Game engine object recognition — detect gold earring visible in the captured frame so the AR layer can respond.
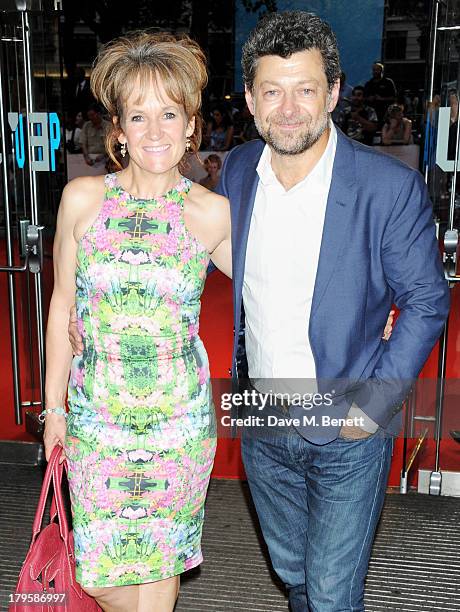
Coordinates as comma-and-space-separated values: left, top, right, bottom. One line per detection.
185, 138, 191, 153
120, 142, 127, 157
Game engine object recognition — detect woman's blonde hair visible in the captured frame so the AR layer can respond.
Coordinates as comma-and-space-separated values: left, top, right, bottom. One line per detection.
90, 31, 208, 169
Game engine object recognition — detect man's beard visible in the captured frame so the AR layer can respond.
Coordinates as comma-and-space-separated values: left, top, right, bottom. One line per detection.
254, 107, 329, 156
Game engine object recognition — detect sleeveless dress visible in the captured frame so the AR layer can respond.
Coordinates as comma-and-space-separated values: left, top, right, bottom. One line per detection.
65, 173, 217, 588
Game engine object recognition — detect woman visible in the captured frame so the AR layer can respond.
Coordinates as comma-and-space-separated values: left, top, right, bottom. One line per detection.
199, 153, 222, 192
381, 103, 413, 145
205, 106, 234, 151
65, 110, 85, 153
43, 32, 230, 612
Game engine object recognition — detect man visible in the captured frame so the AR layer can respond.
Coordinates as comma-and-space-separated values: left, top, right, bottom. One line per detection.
68, 11, 449, 611
216, 11, 448, 612
363, 62, 397, 124
331, 70, 353, 125
73, 66, 95, 115
341, 85, 378, 145
80, 103, 110, 168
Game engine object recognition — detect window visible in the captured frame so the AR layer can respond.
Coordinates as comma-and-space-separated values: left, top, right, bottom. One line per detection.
386, 30, 408, 60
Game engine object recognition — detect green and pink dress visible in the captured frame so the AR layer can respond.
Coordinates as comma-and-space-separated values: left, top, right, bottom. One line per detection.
65, 173, 216, 587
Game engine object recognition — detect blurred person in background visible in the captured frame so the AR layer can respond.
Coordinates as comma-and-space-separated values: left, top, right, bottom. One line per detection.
74, 67, 95, 115
448, 89, 459, 159
65, 66, 95, 116
341, 85, 378, 145
205, 105, 234, 150
65, 110, 85, 153
199, 153, 222, 191
80, 103, 111, 167
381, 103, 413, 145
234, 103, 260, 144
331, 70, 353, 125
364, 62, 396, 125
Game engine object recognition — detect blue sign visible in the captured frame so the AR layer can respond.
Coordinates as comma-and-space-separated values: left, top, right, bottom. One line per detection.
234, 0, 385, 92
6, 112, 61, 172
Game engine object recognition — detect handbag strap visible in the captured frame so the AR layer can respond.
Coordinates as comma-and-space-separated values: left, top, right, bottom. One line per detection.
49, 456, 68, 523
31, 445, 61, 542
49, 495, 57, 523
51, 455, 70, 542
49, 447, 70, 522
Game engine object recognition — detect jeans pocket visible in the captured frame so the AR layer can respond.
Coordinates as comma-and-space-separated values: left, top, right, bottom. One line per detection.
338, 428, 379, 442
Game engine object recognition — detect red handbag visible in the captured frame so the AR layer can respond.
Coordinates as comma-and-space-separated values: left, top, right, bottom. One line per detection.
10, 446, 101, 611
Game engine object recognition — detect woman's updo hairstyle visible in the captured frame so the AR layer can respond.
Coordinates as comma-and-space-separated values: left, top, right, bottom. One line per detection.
90, 31, 208, 169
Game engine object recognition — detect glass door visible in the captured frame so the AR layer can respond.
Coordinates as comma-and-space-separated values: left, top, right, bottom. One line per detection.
403, 0, 460, 496
0, 0, 66, 439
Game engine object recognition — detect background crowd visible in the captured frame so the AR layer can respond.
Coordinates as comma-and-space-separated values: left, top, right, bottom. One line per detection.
64, 58, 426, 182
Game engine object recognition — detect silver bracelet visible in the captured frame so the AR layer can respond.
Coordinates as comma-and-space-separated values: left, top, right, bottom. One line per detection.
38, 407, 68, 423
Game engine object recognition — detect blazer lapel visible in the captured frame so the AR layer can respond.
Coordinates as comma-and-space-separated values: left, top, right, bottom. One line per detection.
232, 153, 260, 302
310, 131, 358, 316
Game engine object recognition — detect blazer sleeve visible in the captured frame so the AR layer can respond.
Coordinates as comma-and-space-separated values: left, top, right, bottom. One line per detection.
352, 170, 450, 427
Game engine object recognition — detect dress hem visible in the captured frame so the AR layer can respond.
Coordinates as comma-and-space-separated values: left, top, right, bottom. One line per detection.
76, 553, 204, 589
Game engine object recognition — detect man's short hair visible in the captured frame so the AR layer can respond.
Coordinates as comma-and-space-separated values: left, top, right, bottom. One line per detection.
352, 85, 365, 95
242, 11, 341, 93
87, 102, 103, 115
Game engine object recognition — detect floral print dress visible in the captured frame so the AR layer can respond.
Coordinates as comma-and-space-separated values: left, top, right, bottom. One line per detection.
65, 173, 216, 587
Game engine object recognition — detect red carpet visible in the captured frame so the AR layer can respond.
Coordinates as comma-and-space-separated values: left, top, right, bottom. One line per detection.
1, 256, 459, 485
198, 271, 246, 479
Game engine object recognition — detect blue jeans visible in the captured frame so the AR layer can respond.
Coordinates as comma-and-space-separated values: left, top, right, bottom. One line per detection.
241, 408, 393, 612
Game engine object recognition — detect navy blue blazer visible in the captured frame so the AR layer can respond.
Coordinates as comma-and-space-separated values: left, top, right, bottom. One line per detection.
217, 130, 450, 442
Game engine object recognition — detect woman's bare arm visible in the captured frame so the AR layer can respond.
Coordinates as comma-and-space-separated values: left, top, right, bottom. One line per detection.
402, 119, 413, 144
381, 123, 393, 145
210, 234, 232, 278
44, 177, 104, 459
43, 184, 80, 459
45, 184, 80, 410
186, 184, 232, 278
202, 192, 231, 277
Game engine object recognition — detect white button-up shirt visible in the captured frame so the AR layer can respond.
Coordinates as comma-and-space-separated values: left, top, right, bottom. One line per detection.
243, 124, 337, 387
242, 123, 378, 432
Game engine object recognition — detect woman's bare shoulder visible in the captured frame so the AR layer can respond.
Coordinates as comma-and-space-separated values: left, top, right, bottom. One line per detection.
60, 175, 106, 213
186, 182, 230, 248
188, 181, 228, 210
62, 175, 106, 203
58, 175, 107, 228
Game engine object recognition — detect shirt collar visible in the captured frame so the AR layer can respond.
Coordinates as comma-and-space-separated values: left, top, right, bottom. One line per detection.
256, 121, 337, 193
